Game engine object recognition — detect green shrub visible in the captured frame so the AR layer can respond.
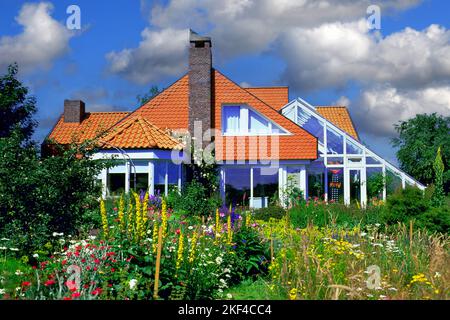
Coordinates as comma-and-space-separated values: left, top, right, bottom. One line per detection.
415, 206, 450, 234
383, 186, 430, 225
170, 181, 221, 217
252, 206, 286, 221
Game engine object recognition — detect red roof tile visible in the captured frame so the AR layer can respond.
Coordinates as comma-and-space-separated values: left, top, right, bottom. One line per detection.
245, 87, 289, 110
48, 112, 130, 145
316, 106, 359, 140
98, 116, 183, 150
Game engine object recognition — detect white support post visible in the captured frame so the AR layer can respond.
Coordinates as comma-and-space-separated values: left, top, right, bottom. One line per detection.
250, 167, 254, 208
401, 173, 406, 189
382, 164, 386, 201
164, 161, 169, 196
125, 161, 130, 193
148, 161, 155, 196
101, 168, 108, 198
344, 168, 350, 205
220, 167, 226, 204
324, 167, 328, 202
361, 168, 367, 208
299, 165, 307, 200
278, 166, 286, 207
177, 164, 182, 194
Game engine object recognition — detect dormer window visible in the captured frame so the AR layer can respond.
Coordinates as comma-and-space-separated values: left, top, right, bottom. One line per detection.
222, 105, 287, 135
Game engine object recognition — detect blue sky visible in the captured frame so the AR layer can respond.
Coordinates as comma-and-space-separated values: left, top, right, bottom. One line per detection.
0, 0, 449, 164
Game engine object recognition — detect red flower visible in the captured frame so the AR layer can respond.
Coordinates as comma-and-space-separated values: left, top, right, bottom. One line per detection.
86, 266, 91, 271
74, 251, 80, 257
176, 229, 181, 235
113, 207, 118, 211
81, 258, 86, 263
91, 288, 102, 296
44, 280, 56, 286
21, 281, 31, 287
106, 252, 116, 257
108, 283, 113, 288
94, 259, 100, 264
71, 292, 81, 298
63, 297, 72, 301
62, 260, 67, 266
93, 267, 98, 271
111, 268, 115, 273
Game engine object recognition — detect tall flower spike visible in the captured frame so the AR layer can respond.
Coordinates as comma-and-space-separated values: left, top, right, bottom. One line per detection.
118, 194, 125, 231
100, 199, 108, 238
161, 198, 167, 239
176, 230, 184, 270
134, 191, 142, 242
141, 191, 149, 238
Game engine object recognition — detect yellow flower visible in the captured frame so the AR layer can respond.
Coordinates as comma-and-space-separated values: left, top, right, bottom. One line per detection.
189, 231, 198, 263
289, 288, 298, 300
141, 192, 149, 238
176, 230, 184, 270
127, 201, 134, 238
215, 208, 221, 243
100, 198, 108, 238
161, 198, 168, 239
227, 214, 233, 245
134, 192, 142, 241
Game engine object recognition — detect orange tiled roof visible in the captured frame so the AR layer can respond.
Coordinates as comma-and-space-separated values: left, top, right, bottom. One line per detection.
245, 87, 289, 110
48, 112, 130, 145
98, 115, 183, 150
316, 106, 359, 140
214, 71, 317, 161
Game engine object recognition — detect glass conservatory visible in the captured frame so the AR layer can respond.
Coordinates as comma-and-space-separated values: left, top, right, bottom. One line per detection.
282, 98, 425, 207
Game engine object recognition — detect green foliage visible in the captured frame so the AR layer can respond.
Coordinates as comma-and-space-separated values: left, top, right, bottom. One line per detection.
367, 172, 389, 198
136, 85, 160, 105
0, 63, 36, 142
252, 206, 286, 221
392, 113, 450, 192
170, 181, 221, 217
432, 147, 445, 207
383, 187, 429, 225
415, 206, 450, 234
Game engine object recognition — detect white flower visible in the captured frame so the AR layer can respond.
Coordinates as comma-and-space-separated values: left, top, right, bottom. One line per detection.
188, 226, 194, 230
360, 232, 367, 237
215, 256, 223, 265
0, 247, 7, 250
0, 289, 5, 295
0, 238, 10, 241
15, 287, 21, 292
15, 270, 23, 276
88, 235, 96, 240
129, 279, 138, 290
226, 293, 232, 299
9, 248, 19, 251
52, 232, 64, 237
379, 295, 387, 299
375, 223, 381, 227
388, 287, 398, 291
434, 272, 441, 278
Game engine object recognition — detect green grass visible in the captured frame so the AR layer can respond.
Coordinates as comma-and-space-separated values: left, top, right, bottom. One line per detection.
0, 257, 30, 298
224, 278, 286, 300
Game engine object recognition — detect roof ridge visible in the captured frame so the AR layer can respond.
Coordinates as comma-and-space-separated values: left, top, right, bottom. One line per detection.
245, 86, 288, 89
139, 117, 183, 149
136, 117, 157, 147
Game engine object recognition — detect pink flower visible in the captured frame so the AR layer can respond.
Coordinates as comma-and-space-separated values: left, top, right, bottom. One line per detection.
44, 280, 55, 286
71, 292, 81, 298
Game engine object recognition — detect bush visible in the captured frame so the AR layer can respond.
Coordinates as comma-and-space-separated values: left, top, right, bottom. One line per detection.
383, 186, 430, 225
415, 206, 450, 234
170, 181, 221, 217
252, 206, 286, 221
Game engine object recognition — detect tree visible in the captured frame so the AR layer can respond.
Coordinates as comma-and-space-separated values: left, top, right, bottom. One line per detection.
0, 63, 36, 142
391, 113, 450, 193
432, 147, 445, 207
136, 85, 160, 105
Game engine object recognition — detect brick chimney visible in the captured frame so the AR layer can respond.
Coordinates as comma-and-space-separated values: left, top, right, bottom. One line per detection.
188, 30, 212, 146
64, 100, 85, 123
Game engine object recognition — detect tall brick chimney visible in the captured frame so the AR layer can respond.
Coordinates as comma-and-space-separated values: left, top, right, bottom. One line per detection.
188, 30, 212, 146
64, 100, 85, 123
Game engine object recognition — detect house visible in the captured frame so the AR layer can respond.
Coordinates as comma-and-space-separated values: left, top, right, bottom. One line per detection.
45, 30, 425, 208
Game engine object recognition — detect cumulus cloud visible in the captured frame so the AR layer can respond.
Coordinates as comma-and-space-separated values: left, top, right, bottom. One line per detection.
109, 0, 420, 82
0, 2, 72, 72
279, 22, 450, 92
106, 28, 189, 84
353, 85, 450, 136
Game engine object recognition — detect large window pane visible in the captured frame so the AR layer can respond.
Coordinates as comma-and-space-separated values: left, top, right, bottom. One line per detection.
367, 167, 383, 201
225, 168, 250, 207
108, 173, 125, 196
253, 167, 278, 208
327, 168, 344, 203
223, 106, 240, 134
327, 127, 343, 154
154, 161, 166, 195
131, 173, 148, 193
308, 171, 325, 200
386, 169, 402, 195
297, 108, 324, 143
249, 110, 270, 134
349, 169, 361, 206
346, 140, 363, 154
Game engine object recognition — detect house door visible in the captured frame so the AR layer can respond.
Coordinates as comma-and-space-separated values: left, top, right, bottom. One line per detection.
344, 168, 362, 207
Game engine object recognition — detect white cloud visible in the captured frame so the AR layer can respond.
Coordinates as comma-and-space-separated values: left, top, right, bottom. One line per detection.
0, 2, 72, 73
106, 28, 189, 84
279, 22, 450, 92
109, 0, 420, 82
334, 96, 351, 107
353, 85, 450, 136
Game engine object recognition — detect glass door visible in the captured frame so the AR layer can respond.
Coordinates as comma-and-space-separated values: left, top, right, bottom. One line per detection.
348, 169, 361, 207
